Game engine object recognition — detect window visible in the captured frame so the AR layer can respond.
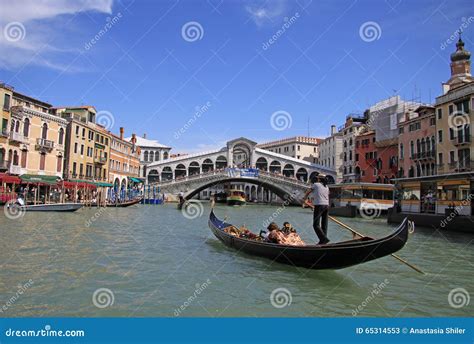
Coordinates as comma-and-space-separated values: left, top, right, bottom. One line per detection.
80, 144, 84, 155
437, 108, 442, 119
23, 118, 30, 137
449, 105, 454, 115
75, 125, 80, 135
400, 143, 404, 159
72, 162, 77, 176
82, 128, 86, 138
21, 150, 27, 168
74, 143, 78, 154
57, 156, 62, 172
450, 151, 455, 163
438, 153, 443, 165
438, 130, 443, 143
297, 145, 300, 151
430, 117, 435, 126
58, 128, 64, 145
41, 123, 48, 139
39, 153, 46, 170
3, 94, 11, 110
449, 128, 454, 140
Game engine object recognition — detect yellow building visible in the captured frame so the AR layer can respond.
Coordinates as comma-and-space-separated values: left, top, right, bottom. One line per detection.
0, 85, 66, 177
0, 83, 14, 172
435, 36, 473, 174
53, 106, 111, 182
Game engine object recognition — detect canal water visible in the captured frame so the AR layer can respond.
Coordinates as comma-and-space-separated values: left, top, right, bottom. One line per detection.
0, 204, 472, 317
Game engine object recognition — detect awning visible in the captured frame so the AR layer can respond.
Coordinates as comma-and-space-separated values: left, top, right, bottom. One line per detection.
0, 173, 21, 184
67, 179, 97, 189
95, 182, 113, 187
128, 177, 143, 183
20, 174, 60, 185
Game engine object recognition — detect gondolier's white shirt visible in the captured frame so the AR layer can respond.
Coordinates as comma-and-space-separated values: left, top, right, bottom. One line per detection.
311, 183, 329, 206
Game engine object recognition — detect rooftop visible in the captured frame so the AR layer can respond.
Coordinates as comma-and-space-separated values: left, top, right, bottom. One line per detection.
125, 135, 171, 149
258, 136, 324, 147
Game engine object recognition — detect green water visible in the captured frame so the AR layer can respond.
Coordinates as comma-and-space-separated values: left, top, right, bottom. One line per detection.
0, 204, 472, 317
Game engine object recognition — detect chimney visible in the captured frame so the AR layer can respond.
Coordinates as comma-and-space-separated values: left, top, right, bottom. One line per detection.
131, 133, 136, 144
330, 125, 336, 135
143, 133, 147, 139
120, 127, 124, 140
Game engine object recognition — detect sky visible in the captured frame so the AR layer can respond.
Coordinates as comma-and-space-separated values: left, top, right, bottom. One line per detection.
0, 0, 473, 153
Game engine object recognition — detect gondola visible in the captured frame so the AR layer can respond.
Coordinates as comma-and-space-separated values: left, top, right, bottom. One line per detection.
8, 202, 83, 212
208, 209, 409, 270
104, 197, 142, 208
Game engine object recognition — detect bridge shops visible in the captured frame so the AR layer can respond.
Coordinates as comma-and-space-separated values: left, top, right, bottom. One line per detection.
388, 172, 474, 233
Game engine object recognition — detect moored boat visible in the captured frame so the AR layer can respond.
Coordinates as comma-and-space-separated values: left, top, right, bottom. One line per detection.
8, 202, 83, 212
208, 209, 409, 270
226, 189, 246, 206
104, 197, 142, 207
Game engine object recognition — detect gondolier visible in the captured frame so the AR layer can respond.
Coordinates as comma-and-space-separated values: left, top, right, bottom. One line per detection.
303, 175, 330, 245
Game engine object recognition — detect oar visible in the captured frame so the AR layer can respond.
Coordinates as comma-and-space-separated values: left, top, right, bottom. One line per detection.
304, 202, 425, 274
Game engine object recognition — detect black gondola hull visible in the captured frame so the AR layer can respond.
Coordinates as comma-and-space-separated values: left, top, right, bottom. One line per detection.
208, 210, 409, 270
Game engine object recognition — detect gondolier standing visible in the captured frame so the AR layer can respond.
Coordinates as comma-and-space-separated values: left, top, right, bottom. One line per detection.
303, 175, 330, 245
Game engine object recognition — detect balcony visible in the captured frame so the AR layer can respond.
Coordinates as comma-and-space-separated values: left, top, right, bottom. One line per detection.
448, 160, 474, 172
0, 128, 8, 138
451, 135, 471, 146
94, 156, 107, 165
0, 160, 9, 171
412, 151, 436, 160
35, 138, 54, 152
9, 131, 29, 144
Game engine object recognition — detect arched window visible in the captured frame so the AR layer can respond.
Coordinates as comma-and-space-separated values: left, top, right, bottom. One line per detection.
163, 151, 169, 159
41, 123, 48, 140
144, 151, 149, 162
58, 128, 64, 145
13, 151, 19, 165
23, 118, 30, 137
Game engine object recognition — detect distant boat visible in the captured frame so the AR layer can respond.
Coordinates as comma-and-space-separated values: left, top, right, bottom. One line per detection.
226, 189, 246, 206
104, 197, 142, 208
11, 203, 83, 212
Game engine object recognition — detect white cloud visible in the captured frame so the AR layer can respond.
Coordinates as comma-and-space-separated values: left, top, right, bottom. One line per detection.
245, 0, 288, 26
0, 0, 113, 71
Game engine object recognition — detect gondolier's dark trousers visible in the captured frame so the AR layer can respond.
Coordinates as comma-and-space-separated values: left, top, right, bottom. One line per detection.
313, 205, 329, 243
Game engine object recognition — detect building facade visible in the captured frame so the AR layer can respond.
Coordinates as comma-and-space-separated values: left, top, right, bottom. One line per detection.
397, 105, 436, 178
127, 134, 171, 181
257, 136, 322, 163
340, 115, 367, 182
435, 37, 473, 174
318, 125, 343, 182
1, 87, 67, 178
354, 130, 377, 183
54, 106, 111, 182
109, 128, 141, 194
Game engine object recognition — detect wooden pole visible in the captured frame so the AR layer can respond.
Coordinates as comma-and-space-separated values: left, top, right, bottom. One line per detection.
305, 201, 425, 274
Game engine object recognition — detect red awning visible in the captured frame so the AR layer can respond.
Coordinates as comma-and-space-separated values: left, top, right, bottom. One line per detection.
61, 181, 96, 189
0, 173, 21, 184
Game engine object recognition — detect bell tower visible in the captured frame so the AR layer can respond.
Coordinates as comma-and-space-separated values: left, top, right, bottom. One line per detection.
443, 31, 473, 93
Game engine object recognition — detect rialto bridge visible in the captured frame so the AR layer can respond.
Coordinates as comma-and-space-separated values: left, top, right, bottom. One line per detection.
145, 138, 336, 204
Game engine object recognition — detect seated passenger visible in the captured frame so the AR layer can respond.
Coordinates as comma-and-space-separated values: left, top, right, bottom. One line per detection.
267, 222, 305, 246
282, 222, 296, 234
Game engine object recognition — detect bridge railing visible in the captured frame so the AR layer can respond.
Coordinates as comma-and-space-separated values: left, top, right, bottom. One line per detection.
150, 167, 312, 188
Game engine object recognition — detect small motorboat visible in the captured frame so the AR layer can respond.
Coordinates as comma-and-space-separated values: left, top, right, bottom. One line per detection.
208, 209, 409, 270
9, 202, 83, 212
